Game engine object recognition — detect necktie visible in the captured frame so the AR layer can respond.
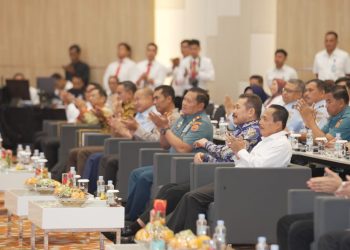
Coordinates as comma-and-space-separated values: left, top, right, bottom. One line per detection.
145, 61, 152, 76
191, 60, 197, 79
115, 59, 123, 77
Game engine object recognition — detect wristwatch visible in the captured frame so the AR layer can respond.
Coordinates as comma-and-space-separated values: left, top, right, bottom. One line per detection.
160, 127, 170, 135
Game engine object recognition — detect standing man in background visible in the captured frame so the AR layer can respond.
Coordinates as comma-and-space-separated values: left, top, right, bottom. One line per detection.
177, 39, 215, 93
313, 31, 350, 81
63, 44, 90, 86
134, 43, 167, 89
103, 42, 136, 94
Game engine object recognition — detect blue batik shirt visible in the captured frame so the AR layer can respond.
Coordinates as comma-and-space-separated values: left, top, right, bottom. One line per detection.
203, 120, 261, 162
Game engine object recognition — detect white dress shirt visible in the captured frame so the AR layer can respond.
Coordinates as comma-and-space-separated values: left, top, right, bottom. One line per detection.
176, 56, 215, 92
133, 59, 167, 89
266, 65, 298, 87
313, 48, 350, 81
236, 130, 292, 168
135, 106, 158, 133
103, 57, 136, 94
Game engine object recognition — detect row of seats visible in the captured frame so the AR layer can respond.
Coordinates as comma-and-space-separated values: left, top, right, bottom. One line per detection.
44, 120, 344, 247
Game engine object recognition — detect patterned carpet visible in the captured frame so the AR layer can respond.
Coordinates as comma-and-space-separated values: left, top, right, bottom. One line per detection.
0, 193, 115, 250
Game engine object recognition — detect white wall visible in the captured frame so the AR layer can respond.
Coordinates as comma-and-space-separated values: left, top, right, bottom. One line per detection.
155, 0, 277, 103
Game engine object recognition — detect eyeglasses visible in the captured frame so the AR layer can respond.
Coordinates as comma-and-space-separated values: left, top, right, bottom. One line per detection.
282, 88, 300, 93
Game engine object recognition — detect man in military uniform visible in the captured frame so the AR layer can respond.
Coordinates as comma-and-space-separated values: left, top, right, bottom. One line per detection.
282, 79, 306, 132
120, 93, 263, 238
124, 87, 213, 223
298, 85, 350, 141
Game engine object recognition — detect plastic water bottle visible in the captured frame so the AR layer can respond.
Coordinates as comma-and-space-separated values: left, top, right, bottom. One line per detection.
270, 244, 279, 250
69, 166, 76, 187
39, 152, 45, 159
17, 144, 24, 163
306, 129, 313, 152
33, 149, 39, 157
25, 145, 31, 155
219, 117, 227, 136
196, 213, 207, 236
255, 236, 268, 250
214, 220, 226, 250
97, 176, 105, 198
107, 180, 114, 191
334, 132, 341, 154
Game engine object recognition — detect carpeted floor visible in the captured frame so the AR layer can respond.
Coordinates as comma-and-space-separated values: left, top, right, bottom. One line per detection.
0, 192, 114, 249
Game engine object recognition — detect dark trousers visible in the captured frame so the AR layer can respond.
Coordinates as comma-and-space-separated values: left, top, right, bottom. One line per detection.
139, 182, 190, 224
98, 155, 119, 184
82, 152, 103, 193
167, 183, 214, 233
41, 136, 60, 170
126, 166, 153, 221
318, 231, 350, 250
277, 213, 314, 250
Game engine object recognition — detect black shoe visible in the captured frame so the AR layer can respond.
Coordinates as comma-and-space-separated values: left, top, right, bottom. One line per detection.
102, 231, 115, 243
121, 225, 137, 237
121, 236, 135, 244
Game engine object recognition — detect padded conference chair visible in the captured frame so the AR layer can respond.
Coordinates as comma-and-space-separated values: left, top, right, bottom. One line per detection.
191, 164, 311, 244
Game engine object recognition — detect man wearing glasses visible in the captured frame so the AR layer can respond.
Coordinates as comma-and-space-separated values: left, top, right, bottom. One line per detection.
282, 79, 306, 132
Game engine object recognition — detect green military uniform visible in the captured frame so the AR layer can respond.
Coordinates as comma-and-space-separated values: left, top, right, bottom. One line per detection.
170, 111, 213, 153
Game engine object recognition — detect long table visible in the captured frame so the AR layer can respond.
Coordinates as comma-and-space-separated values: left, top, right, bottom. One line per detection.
0, 106, 66, 149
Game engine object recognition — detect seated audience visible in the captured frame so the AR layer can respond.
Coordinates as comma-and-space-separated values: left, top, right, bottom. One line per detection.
195, 93, 262, 163
297, 85, 350, 141
249, 75, 264, 88
296, 79, 329, 130
166, 105, 292, 233
335, 77, 350, 104
264, 79, 286, 108
124, 88, 213, 223
63, 44, 90, 86
87, 86, 180, 193
282, 79, 305, 132
67, 76, 85, 99
118, 94, 263, 239
66, 81, 137, 176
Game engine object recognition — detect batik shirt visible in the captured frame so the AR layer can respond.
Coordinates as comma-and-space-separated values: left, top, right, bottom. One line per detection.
203, 120, 261, 162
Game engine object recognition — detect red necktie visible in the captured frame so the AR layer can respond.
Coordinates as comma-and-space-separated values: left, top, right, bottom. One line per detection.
145, 61, 152, 76
191, 60, 197, 79
115, 60, 123, 77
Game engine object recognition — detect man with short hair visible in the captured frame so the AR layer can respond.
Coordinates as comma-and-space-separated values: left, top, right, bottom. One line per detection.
125, 88, 213, 221
266, 49, 298, 86
134, 43, 167, 89
119, 94, 262, 238
63, 44, 90, 86
103, 43, 136, 94
297, 79, 329, 129
194, 93, 262, 163
313, 31, 350, 81
172, 39, 191, 108
177, 39, 215, 91
166, 105, 292, 233
249, 75, 264, 87
282, 79, 305, 132
297, 85, 350, 141
335, 77, 350, 104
